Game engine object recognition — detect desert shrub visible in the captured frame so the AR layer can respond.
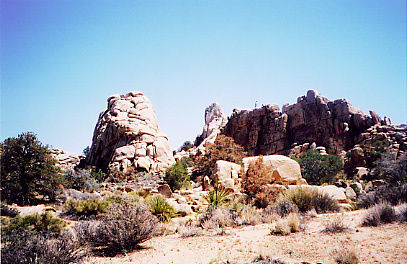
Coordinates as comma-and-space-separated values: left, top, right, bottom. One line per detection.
250, 257, 288, 264
285, 187, 339, 213
287, 213, 300, 232
147, 194, 176, 222
2, 212, 66, 236
1, 229, 86, 264
357, 183, 407, 208
178, 141, 194, 152
199, 204, 260, 229
203, 186, 231, 210
1, 203, 19, 217
362, 203, 397, 226
398, 204, 407, 222
330, 245, 359, 264
64, 168, 99, 191
241, 156, 283, 208
264, 199, 299, 218
136, 188, 152, 198
372, 153, 407, 185
312, 190, 340, 213
322, 216, 349, 233
362, 139, 390, 169
299, 150, 342, 185
75, 200, 157, 256
1, 132, 65, 205
270, 218, 290, 235
177, 220, 202, 237
193, 135, 246, 178
164, 160, 190, 191
285, 187, 314, 212
62, 198, 109, 220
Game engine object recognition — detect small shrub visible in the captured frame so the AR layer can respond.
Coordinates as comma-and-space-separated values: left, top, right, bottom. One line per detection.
178, 141, 194, 152
2, 212, 66, 236
147, 195, 176, 222
322, 216, 349, 233
312, 190, 340, 213
287, 213, 300, 233
264, 199, 299, 218
203, 186, 231, 210
75, 200, 158, 256
1, 229, 86, 264
177, 221, 202, 238
164, 161, 190, 191
398, 204, 407, 222
62, 198, 109, 220
1, 203, 19, 217
251, 256, 288, 264
285, 187, 314, 212
270, 218, 291, 236
285, 187, 340, 213
64, 169, 100, 191
362, 203, 397, 226
135, 188, 151, 198
330, 245, 359, 264
357, 183, 407, 208
241, 156, 283, 208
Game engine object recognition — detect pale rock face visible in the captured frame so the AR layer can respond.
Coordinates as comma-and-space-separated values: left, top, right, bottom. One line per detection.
86, 91, 175, 174
242, 155, 303, 185
317, 185, 348, 203
196, 102, 228, 148
212, 160, 242, 191
50, 149, 80, 171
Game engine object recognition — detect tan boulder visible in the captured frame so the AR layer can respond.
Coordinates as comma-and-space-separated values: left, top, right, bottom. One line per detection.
242, 155, 302, 185
317, 185, 347, 203
212, 160, 241, 183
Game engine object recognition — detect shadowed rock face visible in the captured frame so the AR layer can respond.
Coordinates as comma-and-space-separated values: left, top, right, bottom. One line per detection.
86, 91, 175, 174
223, 90, 384, 156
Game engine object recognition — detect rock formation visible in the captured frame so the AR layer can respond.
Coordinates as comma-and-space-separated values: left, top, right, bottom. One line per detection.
86, 91, 175, 174
195, 102, 228, 148
223, 90, 399, 156
50, 149, 80, 171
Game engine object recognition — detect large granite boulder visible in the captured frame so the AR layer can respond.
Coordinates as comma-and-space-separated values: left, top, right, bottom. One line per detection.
223, 90, 385, 156
195, 102, 228, 148
86, 91, 175, 174
242, 155, 303, 185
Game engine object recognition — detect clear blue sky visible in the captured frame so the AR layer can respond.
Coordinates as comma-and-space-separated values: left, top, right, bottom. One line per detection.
1, 0, 406, 154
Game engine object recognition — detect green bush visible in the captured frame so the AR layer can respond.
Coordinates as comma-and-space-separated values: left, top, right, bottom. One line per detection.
1, 132, 65, 205
75, 200, 157, 255
178, 141, 194, 152
147, 195, 176, 222
299, 150, 342, 185
285, 187, 340, 213
63, 199, 109, 220
2, 212, 66, 236
203, 186, 231, 211
164, 160, 190, 191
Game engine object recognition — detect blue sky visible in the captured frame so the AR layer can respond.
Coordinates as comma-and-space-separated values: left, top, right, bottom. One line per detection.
1, 0, 406, 154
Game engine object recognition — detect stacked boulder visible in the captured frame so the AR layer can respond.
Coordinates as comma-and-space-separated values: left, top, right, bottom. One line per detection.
86, 91, 175, 174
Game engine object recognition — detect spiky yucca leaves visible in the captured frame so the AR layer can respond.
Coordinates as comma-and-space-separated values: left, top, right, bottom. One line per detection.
147, 194, 176, 222
203, 185, 231, 211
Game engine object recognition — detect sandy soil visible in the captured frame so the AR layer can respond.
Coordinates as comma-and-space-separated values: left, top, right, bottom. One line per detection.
89, 209, 407, 264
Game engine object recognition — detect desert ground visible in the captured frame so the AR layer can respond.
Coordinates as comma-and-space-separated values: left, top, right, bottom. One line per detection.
89, 207, 407, 264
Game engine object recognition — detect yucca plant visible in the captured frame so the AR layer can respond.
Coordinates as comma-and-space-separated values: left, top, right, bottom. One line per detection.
147, 194, 176, 222
203, 185, 231, 211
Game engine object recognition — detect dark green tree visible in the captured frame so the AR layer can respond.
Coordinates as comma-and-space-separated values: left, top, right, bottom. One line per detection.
1, 132, 64, 205
299, 150, 342, 185
164, 160, 190, 191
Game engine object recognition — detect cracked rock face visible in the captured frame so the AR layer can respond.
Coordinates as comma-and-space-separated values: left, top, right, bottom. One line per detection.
86, 91, 175, 174
223, 90, 386, 156
195, 102, 228, 148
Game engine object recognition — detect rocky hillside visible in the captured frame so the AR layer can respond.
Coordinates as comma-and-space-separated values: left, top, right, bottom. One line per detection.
223, 90, 405, 158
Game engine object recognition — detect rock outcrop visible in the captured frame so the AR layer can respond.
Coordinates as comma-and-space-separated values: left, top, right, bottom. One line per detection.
195, 102, 228, 148
50, 149, 80, 171
223, 90, 395, 156
86, 91, 175, 174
